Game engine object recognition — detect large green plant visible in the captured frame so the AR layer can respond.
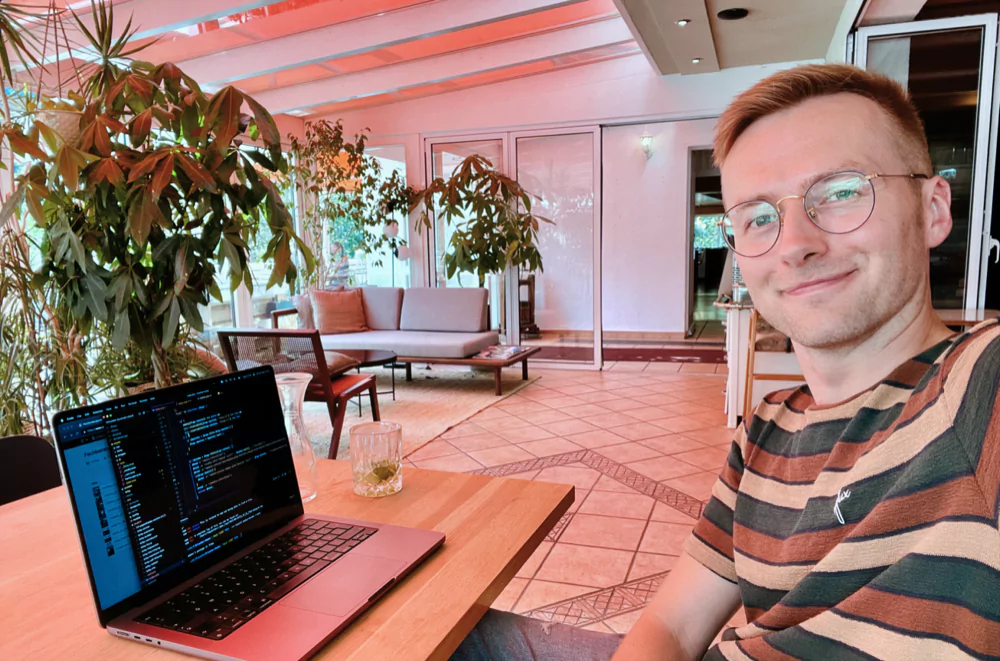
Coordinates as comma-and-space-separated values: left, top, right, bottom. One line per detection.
288, 119, 412, 289
6, 1, 310, 391
412, 154, 550, 287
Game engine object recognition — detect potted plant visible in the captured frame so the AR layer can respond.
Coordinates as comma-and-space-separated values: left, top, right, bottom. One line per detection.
410, 154, 550, 335
411, 154, 549, 287
6, 0, 311, 397
288, 119, 413, 291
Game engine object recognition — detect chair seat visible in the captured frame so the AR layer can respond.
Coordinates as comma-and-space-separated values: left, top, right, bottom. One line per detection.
330, 373, 375, 398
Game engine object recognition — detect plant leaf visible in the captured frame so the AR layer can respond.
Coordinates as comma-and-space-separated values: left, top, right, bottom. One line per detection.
53, 145, 80, 190
89, 158, 124, 186
243, 93, 280, 146
6, 131, 48, 161
84, 272, 109, 322
150, 153, 174, 200
175, 154, 218, 193
162, 297, 180, 348
111, 308, 131, 350
129, 108, 153, 146
128, 189, 162, 246
25, 188, 45, 225
127, 151, 168, 184
0, 184, 25, 231
210, 86, 244, 147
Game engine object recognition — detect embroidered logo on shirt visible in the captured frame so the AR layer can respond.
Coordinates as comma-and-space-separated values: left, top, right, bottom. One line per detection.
834, 488, 852, 525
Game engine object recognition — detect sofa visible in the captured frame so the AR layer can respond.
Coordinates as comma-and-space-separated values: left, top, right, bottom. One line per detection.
274, 287, 500, 360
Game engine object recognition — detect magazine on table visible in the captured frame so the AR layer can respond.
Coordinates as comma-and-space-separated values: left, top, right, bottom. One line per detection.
475, 345, 523, 360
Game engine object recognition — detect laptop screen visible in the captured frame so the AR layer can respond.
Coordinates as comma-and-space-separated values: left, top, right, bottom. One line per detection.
54, 367, 303, 622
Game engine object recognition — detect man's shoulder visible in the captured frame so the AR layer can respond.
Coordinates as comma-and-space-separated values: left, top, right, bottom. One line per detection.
936, 317, 1000, 388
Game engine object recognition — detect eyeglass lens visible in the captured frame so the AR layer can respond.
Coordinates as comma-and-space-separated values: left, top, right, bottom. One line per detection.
721, 171, 875, 257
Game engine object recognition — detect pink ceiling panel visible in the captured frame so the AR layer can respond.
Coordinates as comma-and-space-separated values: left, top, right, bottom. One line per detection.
235, 0, 429, 40
135, 0, 428, 65
135, 30, 256, 64
302, 42, 638, 118
236, 63, 335, 94
324, 0, 617, 74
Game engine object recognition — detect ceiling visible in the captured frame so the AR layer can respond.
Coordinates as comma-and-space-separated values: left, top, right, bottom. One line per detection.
17, 0, 865, 121
613, 0, 853, 75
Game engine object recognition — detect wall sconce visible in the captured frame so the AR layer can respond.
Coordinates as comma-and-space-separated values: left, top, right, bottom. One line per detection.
640, 134, 653, 160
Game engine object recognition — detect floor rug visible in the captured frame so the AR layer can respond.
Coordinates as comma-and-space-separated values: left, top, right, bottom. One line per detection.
301, 364, 538, 460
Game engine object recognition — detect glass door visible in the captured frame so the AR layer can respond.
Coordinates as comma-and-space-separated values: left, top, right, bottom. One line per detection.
510, 129, 602, 367
425, 137, 506, 334
856, 14, 998, 309
423, 129, 602, 367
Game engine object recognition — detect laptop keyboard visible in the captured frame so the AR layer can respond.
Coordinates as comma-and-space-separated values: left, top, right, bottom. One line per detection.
135, 519, 378, 640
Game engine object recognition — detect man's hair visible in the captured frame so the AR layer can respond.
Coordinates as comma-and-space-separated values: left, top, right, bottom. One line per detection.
714, 64, 931, 173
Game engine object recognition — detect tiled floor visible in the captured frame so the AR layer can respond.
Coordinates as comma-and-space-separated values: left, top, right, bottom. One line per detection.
405, 365, 740, 635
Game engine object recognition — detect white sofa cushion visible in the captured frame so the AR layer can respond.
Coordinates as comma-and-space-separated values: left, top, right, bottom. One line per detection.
399, 287, 489, 333
320, 330, 498, 359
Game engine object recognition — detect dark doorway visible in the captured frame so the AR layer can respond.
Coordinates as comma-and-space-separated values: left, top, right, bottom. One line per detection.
689, 149, 727, 342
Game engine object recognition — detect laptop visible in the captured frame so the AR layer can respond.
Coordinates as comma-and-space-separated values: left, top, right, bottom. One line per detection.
52, 365, 445, 661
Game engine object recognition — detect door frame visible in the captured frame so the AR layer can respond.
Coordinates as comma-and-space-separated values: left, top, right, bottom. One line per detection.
855, 13, 1000, 310
422, 127, 604, 369
508, 126, 603, 369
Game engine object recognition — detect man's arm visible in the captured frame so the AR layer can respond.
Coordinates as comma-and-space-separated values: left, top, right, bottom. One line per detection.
612, 552, 741, 661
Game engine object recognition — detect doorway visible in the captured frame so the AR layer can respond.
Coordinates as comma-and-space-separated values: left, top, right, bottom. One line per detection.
688, 149, 727, 344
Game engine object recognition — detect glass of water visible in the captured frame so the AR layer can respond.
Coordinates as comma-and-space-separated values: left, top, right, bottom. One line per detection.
350, 422, 403, 497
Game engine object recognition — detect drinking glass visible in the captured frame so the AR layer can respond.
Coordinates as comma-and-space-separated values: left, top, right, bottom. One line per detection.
350, 422, 403, 497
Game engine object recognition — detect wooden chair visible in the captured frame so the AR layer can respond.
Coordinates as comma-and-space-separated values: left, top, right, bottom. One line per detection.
0, 435, 62, 505
743, 309, 806, 421
216, 329, 380, 459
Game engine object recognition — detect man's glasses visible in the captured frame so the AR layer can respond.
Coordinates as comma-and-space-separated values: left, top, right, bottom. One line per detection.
719, 171, 929, 257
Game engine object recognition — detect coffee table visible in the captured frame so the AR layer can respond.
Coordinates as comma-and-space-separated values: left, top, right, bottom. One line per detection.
336, 349, 398, 404
0, 460, 573, 660
398, 346, 542, 396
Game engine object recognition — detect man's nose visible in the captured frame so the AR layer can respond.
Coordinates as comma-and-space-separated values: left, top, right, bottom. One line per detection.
774, 197, 828, 266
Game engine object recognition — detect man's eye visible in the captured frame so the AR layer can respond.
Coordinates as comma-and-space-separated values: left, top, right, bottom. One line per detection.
823, 187, 862, 203
747, 214, 776, 230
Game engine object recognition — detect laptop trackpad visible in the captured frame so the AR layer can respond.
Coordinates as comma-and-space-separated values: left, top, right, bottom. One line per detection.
281, 554, 406, 617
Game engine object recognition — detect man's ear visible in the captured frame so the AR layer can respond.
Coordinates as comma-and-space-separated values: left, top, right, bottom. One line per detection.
924, 175, 952, 249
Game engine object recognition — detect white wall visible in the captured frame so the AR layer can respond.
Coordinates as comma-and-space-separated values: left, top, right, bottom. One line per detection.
328, 55, 821, 138
313, 54, 820, 331
602, 119, 717, 334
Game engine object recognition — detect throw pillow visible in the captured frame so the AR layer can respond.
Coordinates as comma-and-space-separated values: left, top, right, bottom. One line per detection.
311, 288, 369, 334
293, 286, 344, 329
292, 293, 315, 329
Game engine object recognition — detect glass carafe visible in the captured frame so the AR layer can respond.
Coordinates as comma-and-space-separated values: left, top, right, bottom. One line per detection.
275, 372, 319, 503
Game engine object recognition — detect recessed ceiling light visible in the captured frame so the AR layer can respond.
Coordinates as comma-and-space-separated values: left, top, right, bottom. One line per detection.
717, 8, 750, 20
691, 58, 703, 64
676, 19, 691, 26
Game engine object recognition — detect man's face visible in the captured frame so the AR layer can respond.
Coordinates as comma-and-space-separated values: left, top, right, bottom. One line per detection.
721, 93, 947, 349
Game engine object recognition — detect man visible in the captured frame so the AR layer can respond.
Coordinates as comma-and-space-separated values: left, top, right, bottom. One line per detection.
453, 63, 999, 661
613, 63, 999, 660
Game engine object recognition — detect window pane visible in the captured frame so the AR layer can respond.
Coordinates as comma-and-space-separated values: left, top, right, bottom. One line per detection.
365, 144, 409, 288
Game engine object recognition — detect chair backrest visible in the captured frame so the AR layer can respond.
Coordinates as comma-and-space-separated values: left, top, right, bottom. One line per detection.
0, 435, 62, 506
217, 329, 334, 388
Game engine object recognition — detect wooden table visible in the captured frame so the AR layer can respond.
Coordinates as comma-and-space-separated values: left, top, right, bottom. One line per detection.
399, 346, 543, 396
0, 460, 573, 661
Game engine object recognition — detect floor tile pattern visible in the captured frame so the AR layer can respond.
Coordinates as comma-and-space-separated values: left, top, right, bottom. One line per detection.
522, 571, 670, 628
410, 366, 735, 635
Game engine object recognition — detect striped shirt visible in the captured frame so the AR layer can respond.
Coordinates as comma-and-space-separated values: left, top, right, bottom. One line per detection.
687, 320, 1000, 661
